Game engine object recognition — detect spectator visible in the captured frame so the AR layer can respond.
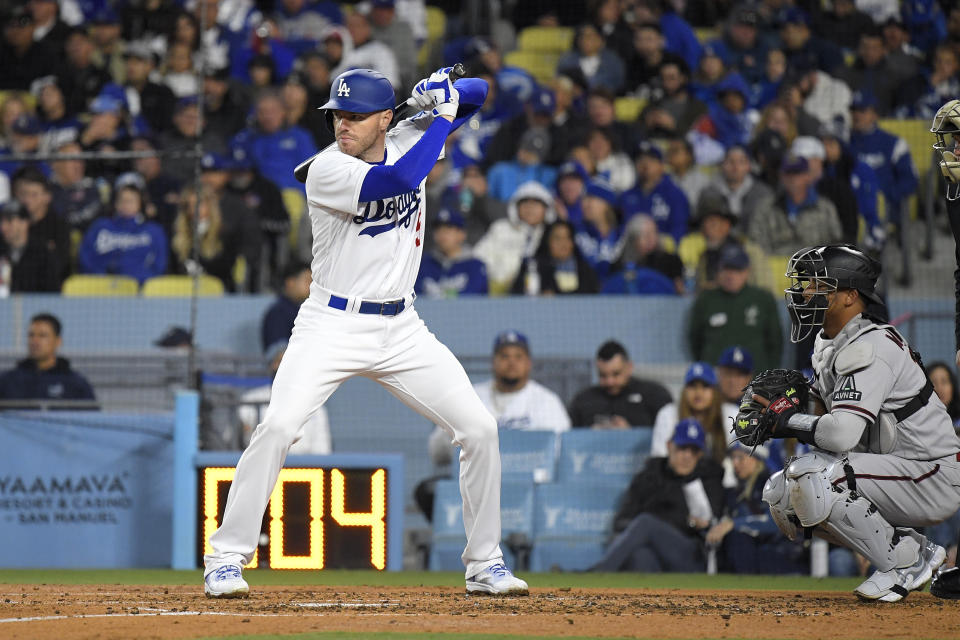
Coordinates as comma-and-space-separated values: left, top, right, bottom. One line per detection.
282, 78, 323, 147
435, 164, 504, 250
750, 48, 787, 110
294, 50, 334, 146
834, 26, 905, 117
49, 140, 105, 233
686, 244, 783, 374
261, 261, 311, 361
273, 0, 335, 55
573, 177, 625, 281
587, 127, 634, 193
159, 96, 228, 183
568, 340, 672, 429
692, 72, 757, 151
746, 155, 843, 256
928, 361, 960, 430
121, 41, 177, 133
778, 7, 843, 75
896, 44, 960, 121
616, 213, 685, 293
58, 27, 111, 115
678, 195, 769, 293
366, 0, 417, 91
557, 23, 626, 95
584, 88, 636, 155
462, 36, 538, 106
246, 54, 278, 90
332, 12, 400, 89
239, 91, 317, 192
553, 160, 588, 225
484, 87, 560, 170
12, 167, 70, 265
78, 95, 137, 184
651, 362, 738, 464
819, 129, 883, 251
814, 0, 874, 52
665, 136, 710, 208
706, 442, 807, 574
620, 141, 690, 243
202, 63, 251, 151
8, 113, 43, 159
33, 77, 81, 153
511, 220, 600, 296
447, 65, 520, 169
881, 15, 923, 85
120, 0, 179, 45
161, 41, 198, 97
544, 75, 588, 165
789, 60, 852, 136
592, 0, 634, 64
166, 9, 201, 53
626, 21, 686, 98
848, 91, 918, 230
633, 0, 703, 74
706, 6, 767, 84
169, 184, 243, 292
590, 418, 724, 572
89, 7, 125, 84
0, 200, 60, 293
714, 345, 753, 405
0, 7, 57, 91
697, 145, 775, 230
0, 313, 96, 407
902, 0, 948, 58
78, 173, 167, 284
130, 135, 182, 237
486, 127, 557, 202
415, 209, 488, 298
29, 0, 70, 57
689, 43, 728, 107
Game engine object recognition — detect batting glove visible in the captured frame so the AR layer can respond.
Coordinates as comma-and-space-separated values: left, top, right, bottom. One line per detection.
424, 67, 459, 118
407, 78, 434, 110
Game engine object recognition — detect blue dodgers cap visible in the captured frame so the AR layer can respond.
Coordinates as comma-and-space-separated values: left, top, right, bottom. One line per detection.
671, 417, 706, 450
717, 242, 751, 270
11, 114, 41, 135
684, 361, 718, 386
850, 90, 878, 111
782, 7, 811, 27
493, 330, 530, 354
717, 345, 754, 373
201, 151, 232, 171
558, 160, 588, 182
434, 208, 465, 228
584, 177, 618, 206
529, 87, 556, 115
90, 94, 124, 114
635, 140, 663, 161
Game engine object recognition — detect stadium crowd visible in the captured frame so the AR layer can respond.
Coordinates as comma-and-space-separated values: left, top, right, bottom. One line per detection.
2, 0, 960, 577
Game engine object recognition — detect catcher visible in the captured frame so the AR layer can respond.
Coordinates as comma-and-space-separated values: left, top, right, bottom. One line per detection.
734, 243, 960, 601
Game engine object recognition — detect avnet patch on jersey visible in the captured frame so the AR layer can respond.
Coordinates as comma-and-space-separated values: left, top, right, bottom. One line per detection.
354, 190, 421, 237
833, 375, 863, 402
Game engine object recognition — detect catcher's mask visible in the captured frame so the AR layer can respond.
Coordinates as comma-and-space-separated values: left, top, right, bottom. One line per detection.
931, 98, 960, 201
785, 243, 883, 343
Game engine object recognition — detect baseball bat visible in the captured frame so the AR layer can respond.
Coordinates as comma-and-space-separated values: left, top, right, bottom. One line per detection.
293, 63, 466, 184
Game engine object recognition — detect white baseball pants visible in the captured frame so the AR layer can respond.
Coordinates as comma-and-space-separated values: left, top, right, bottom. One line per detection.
205, 295, 504, 579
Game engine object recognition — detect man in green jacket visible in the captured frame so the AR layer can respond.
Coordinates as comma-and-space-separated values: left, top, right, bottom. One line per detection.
686, 243, 784, 372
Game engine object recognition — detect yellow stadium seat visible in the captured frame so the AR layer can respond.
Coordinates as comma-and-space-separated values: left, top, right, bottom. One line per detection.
232, 255, 247, 291
141, 274, 224, 297
694, 27, 718, 44
61, 274, 140, 297
282, 188, 307, 250
614, 96, 647, 123
504, 50, 560, 85
517, 26, 575, 54
425, 6, 446, 42
767, 254, 791, 297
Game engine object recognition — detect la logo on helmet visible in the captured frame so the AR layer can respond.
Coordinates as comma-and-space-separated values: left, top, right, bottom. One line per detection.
337, 79, 351, 97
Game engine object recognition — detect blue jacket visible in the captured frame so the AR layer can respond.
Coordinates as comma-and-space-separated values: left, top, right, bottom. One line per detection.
238, 125, 316, 191
261, 295, 301, 356
573, 220, 624, 281
487, 162, 557, 202
849, 125, 918, 220
619, 174, 690, 243
661, 12, 703, 72
601, 263, 675, 295
78, 215, 168, 284
415, 251, 488, 297
0, 357, 95, 403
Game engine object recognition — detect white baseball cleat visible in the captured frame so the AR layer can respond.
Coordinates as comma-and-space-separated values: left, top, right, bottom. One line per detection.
204, 564, 250, 598
854, 541, 946, 602
466, 563, 529, 596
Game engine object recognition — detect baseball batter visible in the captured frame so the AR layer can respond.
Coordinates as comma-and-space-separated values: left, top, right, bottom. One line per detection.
203, 68, 528, 597
735, 243, 960, 601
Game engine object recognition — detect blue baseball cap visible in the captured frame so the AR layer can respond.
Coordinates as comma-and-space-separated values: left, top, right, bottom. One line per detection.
684, 362, 717, 386
672, 418, 706, 450
850, 90, 878, 111
89, 95, 124, 114
782, 7, 811, 27
493, 330, 529, 354
529, 87, 556, 115
717, 346, 754, 373
585, 178, 618, 206
717, 242, 750, 270
435, 208, 465, 229
635, 140, 663, 161
558, 160, 588, 182
11, 114, 41, 135
201, 151, 232, 172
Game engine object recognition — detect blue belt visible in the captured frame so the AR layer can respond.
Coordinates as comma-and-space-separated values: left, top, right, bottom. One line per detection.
328, 294, 406, 316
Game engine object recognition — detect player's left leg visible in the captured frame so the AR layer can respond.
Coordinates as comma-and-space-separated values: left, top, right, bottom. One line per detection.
369, 309, 527, 595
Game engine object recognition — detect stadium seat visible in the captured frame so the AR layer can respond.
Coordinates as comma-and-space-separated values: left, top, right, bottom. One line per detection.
453, 429, 558, 483
517, 26, 574, 54
694, 27, 718, 44
555, 429, 652, 487
503, 50, 560, 85
529, 482, 620, 572
614, 96, 647, 123
282, 188, 307, 250
61, 274, 140, 297
425, 6, 446, 42
428, 479, 531, 571
141, 274, 224, 297
767, 254, 791, 297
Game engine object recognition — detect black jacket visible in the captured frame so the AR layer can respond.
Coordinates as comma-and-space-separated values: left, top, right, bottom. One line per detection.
568, 377, 672, 428
0, 235, 61, 293
613, 456, 725, 536
0, 357, 96, 405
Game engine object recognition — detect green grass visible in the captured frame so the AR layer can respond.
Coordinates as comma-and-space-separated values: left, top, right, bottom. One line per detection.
0, 568, 862, 591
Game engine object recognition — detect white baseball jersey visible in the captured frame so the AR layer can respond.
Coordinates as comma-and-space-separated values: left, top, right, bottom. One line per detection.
304, 116, 441, 300
473, 379, 572, 432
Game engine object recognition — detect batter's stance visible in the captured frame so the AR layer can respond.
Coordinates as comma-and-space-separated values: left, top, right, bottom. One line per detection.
734, 243, 960, 601
204, 67, 528, 597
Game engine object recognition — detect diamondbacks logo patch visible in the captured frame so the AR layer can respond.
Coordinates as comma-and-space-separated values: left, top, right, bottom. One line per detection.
833, 376, 862, 402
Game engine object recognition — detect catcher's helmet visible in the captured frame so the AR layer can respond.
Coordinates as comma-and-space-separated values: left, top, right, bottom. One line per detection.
784, 243, 883, 343
931, 99, 960, 200
319, 68, 395, 129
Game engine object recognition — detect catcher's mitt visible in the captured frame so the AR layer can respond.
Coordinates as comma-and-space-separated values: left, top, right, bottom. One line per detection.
733, 368, 809, 447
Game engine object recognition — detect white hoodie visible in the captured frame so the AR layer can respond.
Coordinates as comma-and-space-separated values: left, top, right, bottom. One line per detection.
473, 181, 556, 289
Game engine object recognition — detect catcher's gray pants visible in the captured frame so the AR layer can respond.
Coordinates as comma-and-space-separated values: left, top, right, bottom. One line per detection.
594, 513, 704, 572
831, 452, 960, 528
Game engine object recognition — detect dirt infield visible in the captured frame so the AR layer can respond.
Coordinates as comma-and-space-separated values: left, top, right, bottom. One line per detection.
0, 584, 957, 640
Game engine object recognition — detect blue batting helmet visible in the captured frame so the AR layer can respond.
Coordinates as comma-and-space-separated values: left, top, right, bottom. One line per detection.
319, 68, 395, 127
